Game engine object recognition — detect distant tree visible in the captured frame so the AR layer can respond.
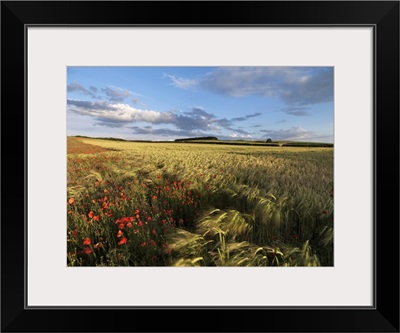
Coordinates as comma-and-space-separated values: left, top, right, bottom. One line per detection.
266, 138, 272, 143
175, 136, 218, 142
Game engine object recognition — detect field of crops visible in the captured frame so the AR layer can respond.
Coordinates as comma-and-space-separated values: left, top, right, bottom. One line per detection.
67, 136, 334, 267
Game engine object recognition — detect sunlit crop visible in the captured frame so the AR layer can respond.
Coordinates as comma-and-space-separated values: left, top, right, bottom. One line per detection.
67, 137, 333, 266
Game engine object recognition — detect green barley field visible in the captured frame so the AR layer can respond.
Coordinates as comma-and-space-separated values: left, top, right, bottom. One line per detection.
67, 136, 334, 267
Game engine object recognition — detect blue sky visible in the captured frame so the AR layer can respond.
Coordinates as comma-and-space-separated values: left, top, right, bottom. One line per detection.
67, 66, 334, 142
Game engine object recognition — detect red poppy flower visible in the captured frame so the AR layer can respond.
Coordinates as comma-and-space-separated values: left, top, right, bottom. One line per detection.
118, 237, 127, 245
117, 230, 123, 238
88, 211, 94, 218
147, 216, 152, 221
93, 216, 99, 221
126, 222, 132, 228
84, 247, 92, 254
138, 221, 143, 227
118, 223, 125, 229
83, 237, 91, 245
68, 197, 75, 205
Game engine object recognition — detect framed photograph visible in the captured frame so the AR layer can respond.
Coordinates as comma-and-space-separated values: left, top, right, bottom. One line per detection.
2, 1, 399, 332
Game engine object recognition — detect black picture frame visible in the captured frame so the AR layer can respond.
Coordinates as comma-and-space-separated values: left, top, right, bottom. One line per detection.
1, 1, 399, 332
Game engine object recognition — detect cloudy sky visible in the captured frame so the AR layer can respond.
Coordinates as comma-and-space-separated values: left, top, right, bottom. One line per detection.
67, 66, 334, 142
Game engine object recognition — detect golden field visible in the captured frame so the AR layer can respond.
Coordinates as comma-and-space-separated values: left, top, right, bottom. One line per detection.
67, 137, 333, 266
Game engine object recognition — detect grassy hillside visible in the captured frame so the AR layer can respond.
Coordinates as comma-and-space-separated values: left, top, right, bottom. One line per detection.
72, 135, 334, 147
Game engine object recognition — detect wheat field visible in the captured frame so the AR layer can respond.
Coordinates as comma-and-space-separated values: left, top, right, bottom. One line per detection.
67, 137, 333, 266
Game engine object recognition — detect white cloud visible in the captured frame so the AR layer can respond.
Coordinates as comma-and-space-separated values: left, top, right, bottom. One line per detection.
67, 81, 96, 97
164, 74, 197, 89
230, 133, 253, 139
101, 86, 133, 102
68, 100, 175, 126
260, 126, 317, 141
166, 67, 333, 106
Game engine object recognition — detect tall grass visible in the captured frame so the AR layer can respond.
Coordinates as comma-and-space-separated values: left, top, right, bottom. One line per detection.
67, 137, 333, 266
